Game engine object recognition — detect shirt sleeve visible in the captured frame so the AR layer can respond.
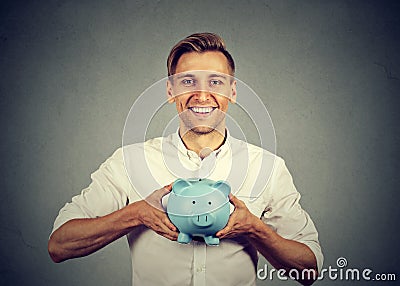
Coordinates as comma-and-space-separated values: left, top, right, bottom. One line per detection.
261, 157, 324, 273
51, 148, 137, 234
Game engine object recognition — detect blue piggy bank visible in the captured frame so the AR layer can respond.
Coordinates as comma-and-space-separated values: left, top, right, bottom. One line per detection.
167, 178, 231, 245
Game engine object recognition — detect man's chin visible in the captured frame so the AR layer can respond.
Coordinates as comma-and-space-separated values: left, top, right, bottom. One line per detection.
180, 123, 226, 135
189, 126, 215, 135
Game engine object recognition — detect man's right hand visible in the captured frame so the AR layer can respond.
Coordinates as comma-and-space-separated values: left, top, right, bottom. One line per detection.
49, 184, 178, 263
129, 184, 179, 241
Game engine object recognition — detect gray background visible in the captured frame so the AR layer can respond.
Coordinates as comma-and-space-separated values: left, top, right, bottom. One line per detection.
1, 0, 399, 285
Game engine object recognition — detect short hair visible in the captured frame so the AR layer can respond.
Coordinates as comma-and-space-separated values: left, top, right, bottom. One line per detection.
167, 32, 235, 76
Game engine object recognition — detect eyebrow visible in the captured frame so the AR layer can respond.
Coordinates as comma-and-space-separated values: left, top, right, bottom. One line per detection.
208, 74, 228, 79
175, 73, 196, 79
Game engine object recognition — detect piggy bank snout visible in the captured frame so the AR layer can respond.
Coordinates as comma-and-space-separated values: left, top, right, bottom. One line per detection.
192, 212, 214, 227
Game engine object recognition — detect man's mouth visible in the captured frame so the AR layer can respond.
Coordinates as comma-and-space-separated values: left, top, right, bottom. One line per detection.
189, 106, 216, 114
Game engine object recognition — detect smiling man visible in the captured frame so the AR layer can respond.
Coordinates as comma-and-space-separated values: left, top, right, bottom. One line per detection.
167, 51, 236, 156
48, 33, 323, 286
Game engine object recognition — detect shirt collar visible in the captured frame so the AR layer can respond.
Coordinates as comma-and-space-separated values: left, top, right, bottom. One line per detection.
170, 129, 231, 160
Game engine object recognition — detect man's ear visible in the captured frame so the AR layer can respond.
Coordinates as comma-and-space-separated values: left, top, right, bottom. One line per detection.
230, 80, 237, 104
166, 80, 175, 103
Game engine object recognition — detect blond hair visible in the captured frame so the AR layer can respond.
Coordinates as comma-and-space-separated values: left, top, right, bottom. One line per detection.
167, 32, 235, 76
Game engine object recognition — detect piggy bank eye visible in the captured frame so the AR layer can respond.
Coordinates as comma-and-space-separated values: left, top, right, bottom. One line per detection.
208, 201, 212, 205
192, 200, 196, 204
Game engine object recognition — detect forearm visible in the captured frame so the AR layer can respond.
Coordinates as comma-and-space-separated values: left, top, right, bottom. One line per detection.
249, 219, 317, 285
48, 203, 140, 263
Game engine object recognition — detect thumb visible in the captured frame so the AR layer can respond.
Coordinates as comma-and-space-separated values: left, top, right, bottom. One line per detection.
229, 194, 239, 205
229, 194, 246, 209
157, 183, 172, 197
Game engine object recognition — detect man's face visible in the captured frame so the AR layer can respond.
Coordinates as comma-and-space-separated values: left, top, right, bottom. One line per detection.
167, 51, 236, 135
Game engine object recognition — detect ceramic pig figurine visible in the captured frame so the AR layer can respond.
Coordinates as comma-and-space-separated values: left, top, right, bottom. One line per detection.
167, 178, 231, 245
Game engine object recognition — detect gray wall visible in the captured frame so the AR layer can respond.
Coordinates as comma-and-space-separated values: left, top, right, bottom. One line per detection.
1, 0, 399, 285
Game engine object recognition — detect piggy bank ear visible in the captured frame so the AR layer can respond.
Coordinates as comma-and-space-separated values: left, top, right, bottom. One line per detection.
172, 179, 192, 195
212, 181, 231, 197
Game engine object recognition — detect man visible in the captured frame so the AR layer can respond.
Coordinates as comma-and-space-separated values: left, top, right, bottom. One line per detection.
49, 33, 323, 286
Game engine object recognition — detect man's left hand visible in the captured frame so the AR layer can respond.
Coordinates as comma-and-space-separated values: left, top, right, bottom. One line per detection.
216, 194, 261, 239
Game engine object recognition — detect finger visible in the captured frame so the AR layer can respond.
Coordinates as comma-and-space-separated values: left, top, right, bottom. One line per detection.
229, 194, 238, 204
162, 232, 178, 241
159, 226, 179, 238
153, 210, 178, 232
216, 217, 235, 238
229, 195, 245, 208
162, 215, 177, 232
153, 219, 175, 235
157, 184, 173, 197
216, 225, 231, 238
216, 229, 225, 238
216, 206, 238, 237
159, 224, 179, 240
154, 227, 178, 240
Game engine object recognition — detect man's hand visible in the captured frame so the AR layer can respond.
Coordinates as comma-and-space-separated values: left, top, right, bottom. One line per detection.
216, 194, 318, 286
216, 194, 261, 239
131, 184, 179, 241
48, 184, 178, 263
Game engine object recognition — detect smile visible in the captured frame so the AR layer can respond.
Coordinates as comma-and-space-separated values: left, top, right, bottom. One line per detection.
189, 107, 216, 114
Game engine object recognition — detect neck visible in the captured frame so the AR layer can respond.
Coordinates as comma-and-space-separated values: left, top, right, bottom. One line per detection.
179, 125, 226, 158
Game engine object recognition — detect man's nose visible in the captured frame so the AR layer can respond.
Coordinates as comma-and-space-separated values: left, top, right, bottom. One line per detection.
196, 90, 209, 102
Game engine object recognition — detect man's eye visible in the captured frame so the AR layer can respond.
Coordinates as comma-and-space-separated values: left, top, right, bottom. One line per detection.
210, 80, 222, 86
182, 79, 195, 86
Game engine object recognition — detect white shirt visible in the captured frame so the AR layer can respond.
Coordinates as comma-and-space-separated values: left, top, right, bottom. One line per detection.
52, 131, 323, 286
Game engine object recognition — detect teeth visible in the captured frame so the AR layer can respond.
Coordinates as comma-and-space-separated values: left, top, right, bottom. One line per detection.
191, 107, 214, 113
